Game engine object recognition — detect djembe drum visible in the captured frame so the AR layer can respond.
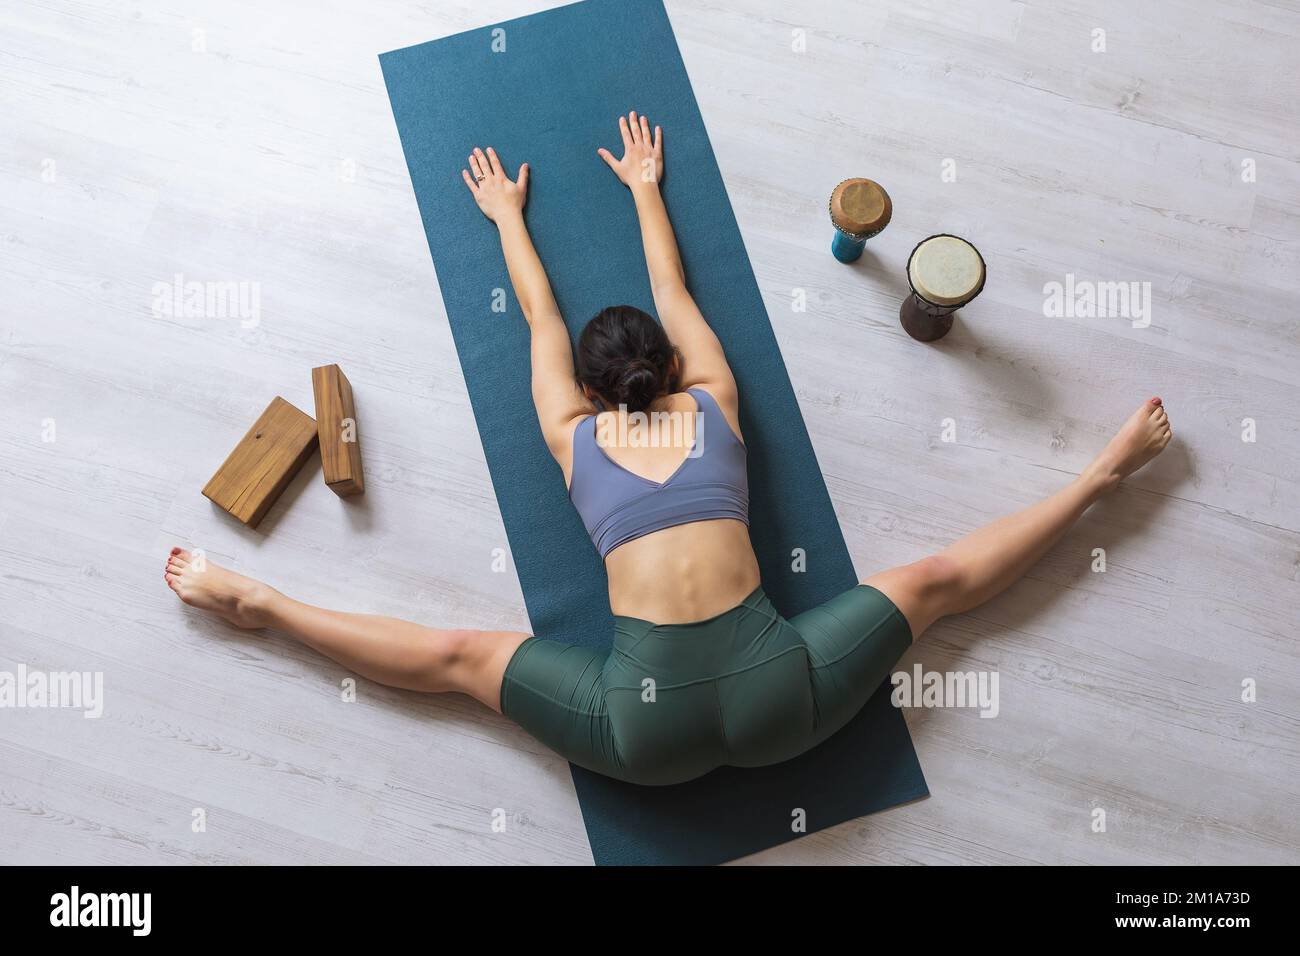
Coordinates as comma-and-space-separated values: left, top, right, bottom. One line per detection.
828, 178, 892, 262
899, 234, 986, 341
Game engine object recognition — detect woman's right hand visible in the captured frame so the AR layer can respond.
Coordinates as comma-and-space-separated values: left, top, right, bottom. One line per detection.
597, 111, 664, 190
462, 146, 528, 224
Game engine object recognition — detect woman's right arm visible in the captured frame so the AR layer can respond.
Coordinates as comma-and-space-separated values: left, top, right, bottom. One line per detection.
463, 146, 593, 481
598, 112, 739, 407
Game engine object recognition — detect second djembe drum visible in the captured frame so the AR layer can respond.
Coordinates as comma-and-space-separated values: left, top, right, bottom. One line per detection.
899, 234, 986, 341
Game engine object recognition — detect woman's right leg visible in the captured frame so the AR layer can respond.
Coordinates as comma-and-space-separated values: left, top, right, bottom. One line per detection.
864, 398, 1172, 641
164, 549, 529, 712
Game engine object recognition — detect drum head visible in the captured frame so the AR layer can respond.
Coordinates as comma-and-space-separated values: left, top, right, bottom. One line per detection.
830, 179, 892, 235
907, 235, 985, 307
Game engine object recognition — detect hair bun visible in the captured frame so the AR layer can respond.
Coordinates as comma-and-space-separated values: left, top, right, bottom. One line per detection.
615, 359, 659, 410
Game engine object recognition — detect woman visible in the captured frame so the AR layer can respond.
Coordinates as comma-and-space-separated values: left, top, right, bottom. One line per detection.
166, 112, 1172, 785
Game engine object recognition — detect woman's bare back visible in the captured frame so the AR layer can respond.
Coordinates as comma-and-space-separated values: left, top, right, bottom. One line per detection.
586, 389, 760, 622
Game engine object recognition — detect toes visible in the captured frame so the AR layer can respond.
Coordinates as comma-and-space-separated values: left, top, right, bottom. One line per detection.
165, 572, 180, 589
167, 558, 187, 575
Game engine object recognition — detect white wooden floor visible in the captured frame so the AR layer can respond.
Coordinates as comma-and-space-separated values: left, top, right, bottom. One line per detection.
1, 0, 1297, 865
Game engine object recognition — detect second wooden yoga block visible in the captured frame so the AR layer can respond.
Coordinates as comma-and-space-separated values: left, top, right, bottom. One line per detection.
311, 363, 365, 497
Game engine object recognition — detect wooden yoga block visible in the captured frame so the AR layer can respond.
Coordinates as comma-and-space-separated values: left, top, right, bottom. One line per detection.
311, 363, 365, 497
202, 397, 319, 527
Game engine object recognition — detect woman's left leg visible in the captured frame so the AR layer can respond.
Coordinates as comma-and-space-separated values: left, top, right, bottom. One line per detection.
864, 397, 1172, 641
164, 549, 528, 712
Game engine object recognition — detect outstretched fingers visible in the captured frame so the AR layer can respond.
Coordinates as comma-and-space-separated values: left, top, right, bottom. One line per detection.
468, 150, 486, 182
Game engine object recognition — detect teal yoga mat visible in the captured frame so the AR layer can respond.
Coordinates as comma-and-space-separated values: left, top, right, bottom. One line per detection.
381, 0, 927, 865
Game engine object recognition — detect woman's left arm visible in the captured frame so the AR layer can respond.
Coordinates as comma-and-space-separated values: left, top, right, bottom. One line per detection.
463, 147, 593, 479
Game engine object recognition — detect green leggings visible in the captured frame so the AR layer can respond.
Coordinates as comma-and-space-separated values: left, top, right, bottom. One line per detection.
499, 584, 912, 786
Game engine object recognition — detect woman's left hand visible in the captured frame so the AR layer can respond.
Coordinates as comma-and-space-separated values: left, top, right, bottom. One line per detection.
462, 146, 528, 223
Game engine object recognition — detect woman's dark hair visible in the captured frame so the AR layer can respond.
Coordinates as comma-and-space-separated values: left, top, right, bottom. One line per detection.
576, 305, 680, 413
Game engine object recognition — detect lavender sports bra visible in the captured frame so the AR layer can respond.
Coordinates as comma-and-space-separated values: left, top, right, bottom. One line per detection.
568, 387, 750, 558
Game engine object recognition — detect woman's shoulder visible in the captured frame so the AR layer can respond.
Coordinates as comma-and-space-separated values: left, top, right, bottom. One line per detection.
682, 384, 744, 444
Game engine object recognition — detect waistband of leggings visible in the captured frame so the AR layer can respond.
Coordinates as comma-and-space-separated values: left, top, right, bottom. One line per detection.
612, 585, 772, 638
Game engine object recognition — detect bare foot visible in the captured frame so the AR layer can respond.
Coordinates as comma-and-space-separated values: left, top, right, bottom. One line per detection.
164, 548, 274, 629
1085, 397, 1173, 490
